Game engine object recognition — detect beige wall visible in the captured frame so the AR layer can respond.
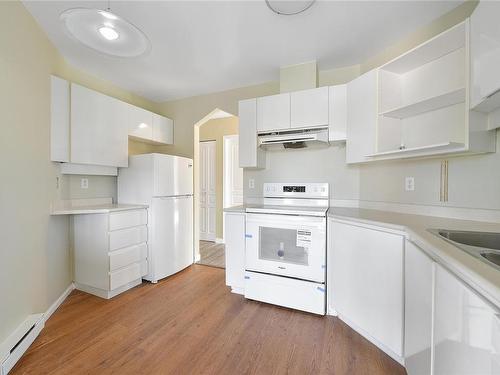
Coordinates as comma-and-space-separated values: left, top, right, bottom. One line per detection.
199, 117, 239, 238
0, 1, 158, 347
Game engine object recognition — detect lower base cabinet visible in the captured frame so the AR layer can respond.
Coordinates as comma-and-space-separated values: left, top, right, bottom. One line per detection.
224, 212, 245, 294
434, 263, 500, 375
330, 219, 404, 360
73, 209, 148, 299
405, 241, 434, 375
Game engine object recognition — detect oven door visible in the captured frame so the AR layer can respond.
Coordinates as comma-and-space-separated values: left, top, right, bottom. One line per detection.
245, 213, 326, 283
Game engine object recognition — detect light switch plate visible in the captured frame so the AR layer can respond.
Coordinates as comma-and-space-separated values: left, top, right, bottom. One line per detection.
80, 178, 89, 189
405, 177, 415, 191
249, 179, 255, 189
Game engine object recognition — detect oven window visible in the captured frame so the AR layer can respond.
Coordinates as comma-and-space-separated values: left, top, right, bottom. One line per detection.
258, 227, 309, 266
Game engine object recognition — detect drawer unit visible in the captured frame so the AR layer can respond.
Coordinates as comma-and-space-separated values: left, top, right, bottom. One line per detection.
109, 209, 147, 231
73, 208, 149, 299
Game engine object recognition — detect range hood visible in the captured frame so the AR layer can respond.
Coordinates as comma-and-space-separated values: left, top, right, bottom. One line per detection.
258, 127, 329, 149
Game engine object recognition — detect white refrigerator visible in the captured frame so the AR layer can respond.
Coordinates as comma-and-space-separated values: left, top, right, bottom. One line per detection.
118, 153, 193, 283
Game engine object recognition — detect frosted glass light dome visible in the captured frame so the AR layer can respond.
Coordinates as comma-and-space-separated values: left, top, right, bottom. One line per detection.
60, 8, 151, 58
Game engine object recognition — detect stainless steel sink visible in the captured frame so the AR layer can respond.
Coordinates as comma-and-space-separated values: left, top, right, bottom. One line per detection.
428, 229, 500, 271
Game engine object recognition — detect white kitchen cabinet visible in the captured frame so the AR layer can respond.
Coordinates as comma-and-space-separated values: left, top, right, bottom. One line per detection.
152, 113, 173, 144
433, 264, 500, 375
330, 219, 404, 360
224, 212, 245, 294
346, 70, 377, 163
71, 83, 129, 168
256, 93, 290, 132
471, 0, 500, 115
50, 75, 70, 162
290, 87, 329, 129
73, 208, 148, 299
238, 98, 266, 169
328, 84, 347, 142
405, 241, 434, 375
129, 105, 153, 141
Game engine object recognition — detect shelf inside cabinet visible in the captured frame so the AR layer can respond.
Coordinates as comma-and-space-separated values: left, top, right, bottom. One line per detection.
365, 142, 466, 158
380, 88, 465, 119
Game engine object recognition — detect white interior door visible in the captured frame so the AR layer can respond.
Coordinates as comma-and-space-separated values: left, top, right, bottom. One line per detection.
199, 141, 216, 241
224, 135, 244, 208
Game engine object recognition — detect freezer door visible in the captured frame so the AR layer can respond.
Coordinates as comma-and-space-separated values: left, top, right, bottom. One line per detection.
150, 196, 193, 281
154, 154, 193, 196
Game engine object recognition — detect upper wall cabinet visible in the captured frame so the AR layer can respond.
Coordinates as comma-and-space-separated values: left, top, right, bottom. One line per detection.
51, 77, 174, 173
128, 106, 173, 145
470, 1, 500, 130
239, 98, 266, 169
290, 87, 329, 129
346, 70, 377, 164
152, 113, 173, 144
346, 21, 496, 164
329, 84, 347, 142
71, 83, 129, 168
129, 105, 153, 140
257, 93, 290, 132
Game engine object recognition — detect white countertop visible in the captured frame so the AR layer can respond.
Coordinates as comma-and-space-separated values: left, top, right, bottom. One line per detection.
51, 198, 148, 215
328, 207, 500, 308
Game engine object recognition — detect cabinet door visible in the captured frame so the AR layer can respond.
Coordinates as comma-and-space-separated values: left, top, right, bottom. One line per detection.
50, 75, 70, 162
71, 84, 128, 167
224, 212, 245, 293
434, 264, 500, 375
329, 84, 347, 142
471, 1, 500, 109
405, 241, 434, 375
346, 70, 377, 163
238, 99, 266, 169
256, 93, 290, 132
129, 105, 153, 140
152, 113, 173, 144
290, 87, 329, 129
331, 220, 404, 356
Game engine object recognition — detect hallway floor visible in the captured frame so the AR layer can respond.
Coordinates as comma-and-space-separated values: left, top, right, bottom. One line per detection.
197, 240, 225, 268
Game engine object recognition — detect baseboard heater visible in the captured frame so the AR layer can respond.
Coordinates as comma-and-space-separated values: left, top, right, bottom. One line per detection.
0, 314, 44, 375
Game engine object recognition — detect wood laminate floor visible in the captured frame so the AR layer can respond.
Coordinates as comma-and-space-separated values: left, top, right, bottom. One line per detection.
12, 265, 406, 375
197, 240, 225, 268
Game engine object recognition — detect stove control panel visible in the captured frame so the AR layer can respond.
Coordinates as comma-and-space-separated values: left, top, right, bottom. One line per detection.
263, 183, 329, 198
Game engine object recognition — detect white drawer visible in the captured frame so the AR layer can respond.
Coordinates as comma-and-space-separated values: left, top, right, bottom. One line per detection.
109, 209, 147, 231
109, 262, 141, 290
244, 271, 326, 315
109, 225, 147, 251
109, 243, 147, 271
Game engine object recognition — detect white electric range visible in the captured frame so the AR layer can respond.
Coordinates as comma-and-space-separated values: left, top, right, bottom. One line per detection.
244, 183, 328, 315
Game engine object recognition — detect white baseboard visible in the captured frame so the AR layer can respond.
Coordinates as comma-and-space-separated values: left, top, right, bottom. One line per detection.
44, 283, 75, 323
215, 237, 224, 244
0, 283, 74, 375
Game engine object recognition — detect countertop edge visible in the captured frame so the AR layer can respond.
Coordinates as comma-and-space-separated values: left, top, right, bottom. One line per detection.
51, 205, 149, 216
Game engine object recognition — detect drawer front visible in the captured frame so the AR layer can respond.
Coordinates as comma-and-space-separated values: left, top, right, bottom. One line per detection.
244, 271, 326, 315
109, 262, 141, 290
109, 225, 147, 251
109, 243, 147, 271
109, 209, 147, 231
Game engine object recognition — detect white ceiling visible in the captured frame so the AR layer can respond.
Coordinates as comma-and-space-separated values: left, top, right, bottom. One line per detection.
23, 1, 462, 102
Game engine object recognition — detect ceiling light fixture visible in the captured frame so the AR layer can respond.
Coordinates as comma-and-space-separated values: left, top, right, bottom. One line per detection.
60, 5, 151, 58
265, 0, 316, 15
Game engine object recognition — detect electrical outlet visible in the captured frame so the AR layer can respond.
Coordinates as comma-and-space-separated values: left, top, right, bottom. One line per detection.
405, 177, 415, 191
80, 178, 89, 189
248, 179, 255, 189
